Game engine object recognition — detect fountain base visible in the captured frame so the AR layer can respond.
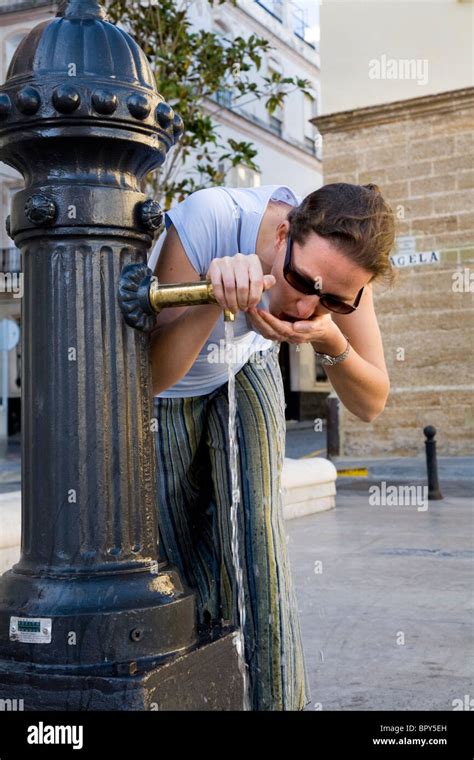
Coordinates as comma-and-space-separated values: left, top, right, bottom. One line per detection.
0, 628, 244, 710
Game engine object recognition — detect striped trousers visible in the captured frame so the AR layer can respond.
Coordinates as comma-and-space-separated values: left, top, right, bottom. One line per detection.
153, 345, 312, 711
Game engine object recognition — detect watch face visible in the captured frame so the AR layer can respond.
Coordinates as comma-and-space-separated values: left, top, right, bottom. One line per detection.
316, 340, 349, 366
318, 354, 333, 365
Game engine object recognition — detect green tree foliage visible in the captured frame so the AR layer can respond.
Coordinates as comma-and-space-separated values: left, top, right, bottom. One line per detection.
106, 0, 313, 206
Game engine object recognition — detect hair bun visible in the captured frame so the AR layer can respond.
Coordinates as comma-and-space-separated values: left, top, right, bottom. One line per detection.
364, 183, 382, 194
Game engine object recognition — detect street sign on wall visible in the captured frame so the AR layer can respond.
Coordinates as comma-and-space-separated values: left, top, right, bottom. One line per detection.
391, 236, 440, 268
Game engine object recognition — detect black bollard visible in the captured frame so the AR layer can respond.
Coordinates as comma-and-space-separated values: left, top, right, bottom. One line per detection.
326, 394, 340, 460
0, 0, 244, 710
424, 425, 443, 500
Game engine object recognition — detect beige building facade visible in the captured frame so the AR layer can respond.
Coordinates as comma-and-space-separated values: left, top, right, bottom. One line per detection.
314, 87, 474, 456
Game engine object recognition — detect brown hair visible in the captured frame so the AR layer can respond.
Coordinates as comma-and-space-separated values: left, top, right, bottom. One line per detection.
287, 183, 396, 285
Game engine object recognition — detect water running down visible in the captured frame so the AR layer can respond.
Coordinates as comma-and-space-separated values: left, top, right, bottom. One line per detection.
224, 319, 251, 711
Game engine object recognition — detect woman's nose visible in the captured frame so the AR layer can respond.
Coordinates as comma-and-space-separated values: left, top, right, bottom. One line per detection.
296, 298, 319, 319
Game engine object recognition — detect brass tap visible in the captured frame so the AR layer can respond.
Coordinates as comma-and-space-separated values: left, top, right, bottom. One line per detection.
149, 278, 236, 322
118, 263, 236, 333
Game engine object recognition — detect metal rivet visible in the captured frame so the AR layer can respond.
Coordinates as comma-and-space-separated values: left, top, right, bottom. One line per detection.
172, 112, 184, 143
24, 194, 57, 226
155, 101, 174, 129
138, 199, 163, 231
52, 85, 81, 114
128, 94, 151, 120
92, 89, 118, 115
15, 86, 41, 115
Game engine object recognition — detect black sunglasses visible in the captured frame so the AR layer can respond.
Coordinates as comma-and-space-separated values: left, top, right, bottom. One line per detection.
283, 236, 364, 314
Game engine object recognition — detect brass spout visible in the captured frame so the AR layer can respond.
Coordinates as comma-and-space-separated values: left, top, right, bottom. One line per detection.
149, 278, 235, 322
117, 263, 236, 333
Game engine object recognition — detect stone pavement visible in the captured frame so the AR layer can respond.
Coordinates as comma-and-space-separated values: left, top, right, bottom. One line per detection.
287, 479, 473, 711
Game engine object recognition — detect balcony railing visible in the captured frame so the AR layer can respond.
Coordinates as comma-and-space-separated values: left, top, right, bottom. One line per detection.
0, 248, 22, 274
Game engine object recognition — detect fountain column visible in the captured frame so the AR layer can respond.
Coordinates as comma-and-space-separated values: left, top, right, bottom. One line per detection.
0, 0, 244, 710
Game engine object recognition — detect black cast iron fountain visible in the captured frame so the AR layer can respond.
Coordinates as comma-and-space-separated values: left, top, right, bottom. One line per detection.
0, 0, 244, 710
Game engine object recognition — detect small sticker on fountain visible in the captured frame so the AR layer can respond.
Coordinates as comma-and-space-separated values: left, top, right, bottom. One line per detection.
9, 616, 52, 644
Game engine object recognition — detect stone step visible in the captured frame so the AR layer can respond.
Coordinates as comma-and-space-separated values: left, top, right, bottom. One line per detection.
281, 457, 337, 519
0, 491, 21, 574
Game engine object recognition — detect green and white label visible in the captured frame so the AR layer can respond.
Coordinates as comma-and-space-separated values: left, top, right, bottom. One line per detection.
9, 616, 52, 644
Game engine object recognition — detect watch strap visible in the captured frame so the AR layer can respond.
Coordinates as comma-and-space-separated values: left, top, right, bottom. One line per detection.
315, 335, 350, 366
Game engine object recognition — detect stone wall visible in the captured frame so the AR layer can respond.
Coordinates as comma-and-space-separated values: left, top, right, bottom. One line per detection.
313, 88, 474, 457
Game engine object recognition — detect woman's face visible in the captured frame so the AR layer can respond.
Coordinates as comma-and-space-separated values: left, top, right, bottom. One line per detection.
267, 224, 371, 321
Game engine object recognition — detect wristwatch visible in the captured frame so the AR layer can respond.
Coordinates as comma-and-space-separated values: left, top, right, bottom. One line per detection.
314, 336, 350, 366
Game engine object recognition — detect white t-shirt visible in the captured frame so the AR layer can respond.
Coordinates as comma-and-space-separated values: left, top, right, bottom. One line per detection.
148, 184, 301, 398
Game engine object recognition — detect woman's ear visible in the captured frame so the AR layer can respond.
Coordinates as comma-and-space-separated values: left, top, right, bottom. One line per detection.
276, 220, 289, 248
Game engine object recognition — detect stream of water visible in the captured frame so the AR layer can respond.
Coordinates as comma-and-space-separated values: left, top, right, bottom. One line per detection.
224, 319, 251, 711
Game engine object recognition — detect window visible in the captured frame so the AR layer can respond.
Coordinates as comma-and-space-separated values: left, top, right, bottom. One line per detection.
304, 136, 316, 155
303, 93, 317, 131
255, 0, 283, 22
2, 186, 22, 273
292, 2, 306, 38
213, 21, 235, 111
269, 114, 283, 137
303, 93, 319, 155
267, 61, 284, 137
0, 247, 20, 274
290, 1, 317, 48
215, 89, 233, 109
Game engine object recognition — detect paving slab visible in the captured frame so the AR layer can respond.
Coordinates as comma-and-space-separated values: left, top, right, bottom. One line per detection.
287, 488, 474, 711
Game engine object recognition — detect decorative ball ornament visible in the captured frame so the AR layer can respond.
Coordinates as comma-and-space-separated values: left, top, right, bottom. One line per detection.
92, 89, 118, 115
138, 200, 164, 232
156, 102, 174, 129
15, 87, 41, 115
128, 94, 151, 120
24, 194, 57, 226
172, 113, 185, 143
52, 85, 81, 113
